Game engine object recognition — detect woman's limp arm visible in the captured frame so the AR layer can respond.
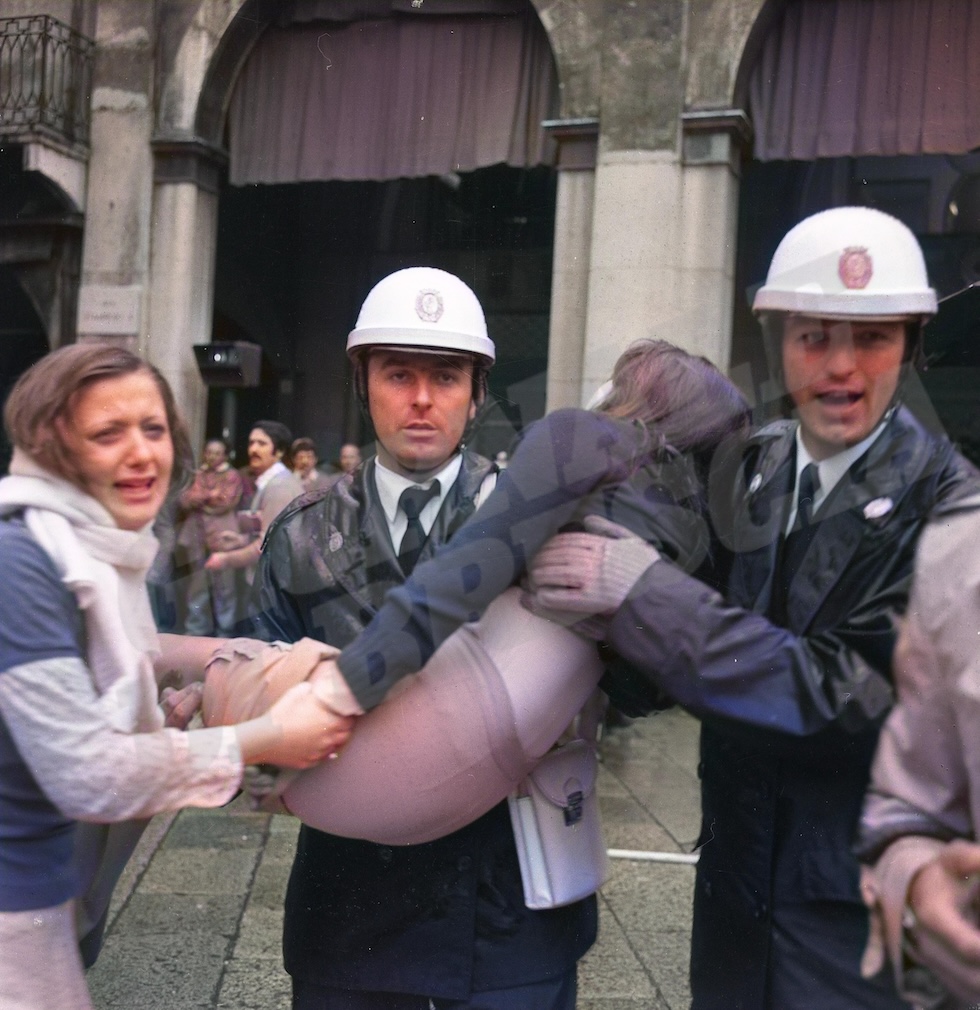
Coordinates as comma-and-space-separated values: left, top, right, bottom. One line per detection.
155, 633, 224, 687
337, 409, 645, 709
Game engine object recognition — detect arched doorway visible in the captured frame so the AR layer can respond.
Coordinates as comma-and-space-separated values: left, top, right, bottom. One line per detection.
732, 0, 980, 463
208, 1, 558, 468
0, 145, 82, 473
0, 268, 48, 473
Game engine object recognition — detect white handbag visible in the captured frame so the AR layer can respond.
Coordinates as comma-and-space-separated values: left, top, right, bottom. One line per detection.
508, 737, 610, 910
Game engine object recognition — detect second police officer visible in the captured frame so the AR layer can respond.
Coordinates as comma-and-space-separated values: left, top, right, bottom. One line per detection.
524, 207, 980, 1009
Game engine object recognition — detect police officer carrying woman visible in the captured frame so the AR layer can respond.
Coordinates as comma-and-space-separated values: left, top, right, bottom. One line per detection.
523, 207, 980, 1009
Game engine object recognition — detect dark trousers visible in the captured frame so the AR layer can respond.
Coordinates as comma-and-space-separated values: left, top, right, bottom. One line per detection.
292, 969, 577, 1010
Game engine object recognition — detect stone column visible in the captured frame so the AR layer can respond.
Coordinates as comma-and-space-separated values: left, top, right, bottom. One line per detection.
678, 109, 753, 385
76, 3, 154, 348
566, 2, 749, 402
581, 112, 748, 400
543, 118, 598, 410
148, 139, 226, 447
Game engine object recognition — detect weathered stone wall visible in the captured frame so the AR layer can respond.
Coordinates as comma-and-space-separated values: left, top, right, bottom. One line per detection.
599, 1, 686, 154
686, 0, 768, 109
15, 0, 773, 430
533, 0, 767, 145
78, 1, 155, 348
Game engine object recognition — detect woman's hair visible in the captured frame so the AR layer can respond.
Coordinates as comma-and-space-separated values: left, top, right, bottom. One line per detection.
4, 342, 194, 489
595, 339, 751, 458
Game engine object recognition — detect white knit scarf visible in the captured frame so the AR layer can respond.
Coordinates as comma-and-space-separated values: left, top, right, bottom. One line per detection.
0, 450, 164, 732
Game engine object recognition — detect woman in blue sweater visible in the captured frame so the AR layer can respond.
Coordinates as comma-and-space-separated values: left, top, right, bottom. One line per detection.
0, 343, 349, 1010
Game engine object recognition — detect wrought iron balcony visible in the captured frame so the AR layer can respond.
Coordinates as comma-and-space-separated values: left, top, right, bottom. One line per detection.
0, 15, 93, 148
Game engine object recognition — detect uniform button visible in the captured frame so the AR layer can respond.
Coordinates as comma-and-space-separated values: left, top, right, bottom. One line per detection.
457, 856, 473, 872
703, 880, 713, 898
754, 903, 768, 920
377, 846, 393, 863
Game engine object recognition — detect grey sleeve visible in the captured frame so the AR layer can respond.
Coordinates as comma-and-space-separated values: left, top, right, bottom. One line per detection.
0, 656, 242, 822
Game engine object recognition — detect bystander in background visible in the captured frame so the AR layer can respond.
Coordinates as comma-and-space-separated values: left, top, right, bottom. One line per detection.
291, 437, 332, 494
205, 421, 302, 589
178, 439, 243, 635
324, 442, 362, 488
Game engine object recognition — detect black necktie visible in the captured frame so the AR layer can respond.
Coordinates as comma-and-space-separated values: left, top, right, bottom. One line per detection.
397, 481, 440, 575
793, 462, 820, 532
775, 463, 821, 625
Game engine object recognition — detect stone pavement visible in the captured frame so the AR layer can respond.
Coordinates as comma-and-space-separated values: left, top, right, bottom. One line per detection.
87, 708, 701, 1009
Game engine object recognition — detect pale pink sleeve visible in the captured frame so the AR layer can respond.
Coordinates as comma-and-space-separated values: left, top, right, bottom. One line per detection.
0, 656, 242, 821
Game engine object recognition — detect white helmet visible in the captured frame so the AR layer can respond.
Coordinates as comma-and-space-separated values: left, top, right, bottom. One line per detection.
753, 206, 937, 321
347, 267, 495, 364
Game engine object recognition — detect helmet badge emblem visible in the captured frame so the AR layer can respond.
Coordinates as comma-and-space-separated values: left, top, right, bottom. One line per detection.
415, 289, 444, 323
838, 247, 873, 290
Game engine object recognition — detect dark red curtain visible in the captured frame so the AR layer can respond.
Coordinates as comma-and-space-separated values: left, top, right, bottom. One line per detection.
228, 9, 557, 184
749, 0, 980, 160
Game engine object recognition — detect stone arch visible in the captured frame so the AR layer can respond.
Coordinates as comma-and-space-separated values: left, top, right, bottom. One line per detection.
161, 0, 571, 149
154, 0, 253, 140
0, 156, 83, 352
729, 0, 786, 110
683, 0, 780, 111
155, 0, 569, 448
192, 0, 266, 146
528, 0, 599, 121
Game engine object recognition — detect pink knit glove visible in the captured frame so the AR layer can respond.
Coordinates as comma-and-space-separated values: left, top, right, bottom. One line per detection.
521, 515, 660, 637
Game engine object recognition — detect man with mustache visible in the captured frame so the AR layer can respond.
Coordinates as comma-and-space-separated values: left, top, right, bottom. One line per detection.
205, 420, 302, 579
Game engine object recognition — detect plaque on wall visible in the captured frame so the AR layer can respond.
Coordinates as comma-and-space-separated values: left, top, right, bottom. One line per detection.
78, 285, 142, 336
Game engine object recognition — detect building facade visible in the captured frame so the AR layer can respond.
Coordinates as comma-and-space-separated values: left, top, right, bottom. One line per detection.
1, 0, 977, 466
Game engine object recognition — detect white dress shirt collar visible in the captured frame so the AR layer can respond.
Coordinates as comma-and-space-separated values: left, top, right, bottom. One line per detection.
788, 415, 890, 530
255, 459, 288, 492
374, 453, 463, 545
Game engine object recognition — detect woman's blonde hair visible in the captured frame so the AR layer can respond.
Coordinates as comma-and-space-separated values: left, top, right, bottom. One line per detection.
4, 343, 193, 489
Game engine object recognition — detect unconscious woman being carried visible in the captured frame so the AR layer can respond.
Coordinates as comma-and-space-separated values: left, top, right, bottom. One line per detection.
204, 338, 750, 844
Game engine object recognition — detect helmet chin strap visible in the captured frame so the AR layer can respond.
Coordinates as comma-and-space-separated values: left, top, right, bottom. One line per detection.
459, 390, 499, 453
904, 320, 926, 369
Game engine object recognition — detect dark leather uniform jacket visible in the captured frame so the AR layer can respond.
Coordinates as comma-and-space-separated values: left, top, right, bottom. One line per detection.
599, 406, 980, 1010
251, 453, 597, 1000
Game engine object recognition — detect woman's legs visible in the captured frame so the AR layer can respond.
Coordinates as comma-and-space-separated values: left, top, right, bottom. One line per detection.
204, 590, 603, 845
282, 589, 603, 843
0, 900, 94, 1010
